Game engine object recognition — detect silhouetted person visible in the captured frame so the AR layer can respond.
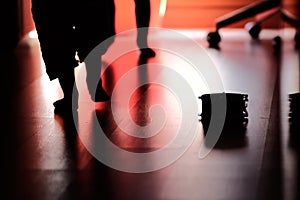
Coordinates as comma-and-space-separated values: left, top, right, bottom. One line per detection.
31, 0, 115, 116
134, 0, 156, 58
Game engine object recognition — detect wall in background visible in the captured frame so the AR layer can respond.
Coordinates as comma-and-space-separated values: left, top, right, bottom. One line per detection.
161, 0, 298, 29
18, 0, 298, 38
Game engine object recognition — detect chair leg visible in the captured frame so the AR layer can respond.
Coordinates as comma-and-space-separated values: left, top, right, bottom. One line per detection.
281, 9, 299, 28
295, 30, 300, 49
215, 0, 280, 30
207, 31, 221, 48
207, 0, 280, 47
280, 9, 300, 48
244, 8, 280, 39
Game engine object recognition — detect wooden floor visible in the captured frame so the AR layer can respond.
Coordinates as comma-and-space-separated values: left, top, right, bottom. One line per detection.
2, 28, 300, 200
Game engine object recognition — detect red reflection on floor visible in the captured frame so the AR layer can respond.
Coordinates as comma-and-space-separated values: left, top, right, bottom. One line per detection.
6, 28, 299, 200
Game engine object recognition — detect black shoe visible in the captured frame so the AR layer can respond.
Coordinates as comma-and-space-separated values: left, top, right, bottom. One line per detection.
140, 48, 156, 58
94, 87, 110, 102
54, 100, 69, 116
53, 98, 77, 116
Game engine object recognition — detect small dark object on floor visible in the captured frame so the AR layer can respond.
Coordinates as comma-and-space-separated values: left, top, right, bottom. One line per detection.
288, 92, 300, 148
199, 92, 249, 135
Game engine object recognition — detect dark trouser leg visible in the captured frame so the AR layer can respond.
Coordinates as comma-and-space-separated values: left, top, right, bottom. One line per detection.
135, 0, 151, 48
85, 56, 110, 102
56, 69, 78, 113
59, 71, 77, 99
134, 0, 156, 57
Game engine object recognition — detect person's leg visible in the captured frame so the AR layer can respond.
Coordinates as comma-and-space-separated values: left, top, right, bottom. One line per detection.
54, 65, 79, 115
53, 24, 79, 115
76, 35, 110, 103
134, 0, 156, 57
76, 1, 115, 102
84, 56, 110, 102
32, 3, 79, 116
